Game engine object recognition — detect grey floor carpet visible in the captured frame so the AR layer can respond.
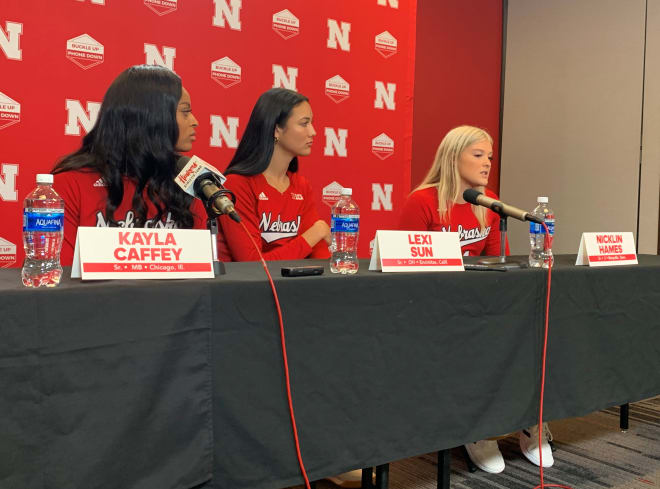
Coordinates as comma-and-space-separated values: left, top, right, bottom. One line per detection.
291, 396, 659, 489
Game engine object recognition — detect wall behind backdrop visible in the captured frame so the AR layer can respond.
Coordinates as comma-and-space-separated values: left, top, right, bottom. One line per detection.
0, 0, 416, 267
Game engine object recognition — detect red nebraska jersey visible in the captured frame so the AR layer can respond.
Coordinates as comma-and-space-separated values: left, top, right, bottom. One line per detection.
217, 172, 330, 261
53, 169, 208, 266
398, 186, 508, 256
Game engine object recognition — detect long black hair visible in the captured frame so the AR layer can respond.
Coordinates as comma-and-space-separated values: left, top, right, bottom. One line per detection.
224, 88, 309, 176
53, 64, 194, 228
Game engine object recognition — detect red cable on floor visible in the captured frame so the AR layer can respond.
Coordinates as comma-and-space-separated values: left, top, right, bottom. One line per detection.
239, 221, 312, 489
534, 225, 572, 489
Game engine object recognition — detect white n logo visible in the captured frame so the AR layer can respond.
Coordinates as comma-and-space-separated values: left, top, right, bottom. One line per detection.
327, 19, 351, 52
272, 65, 298, 90
213, 0, 242, 30
144, 44, 176, 71
65, 100, 101, 136
0, 164, 18, 201
374, 81, 396, 110
323, 128, 348, 157
377, 0, 399, 8
0, 21, 22, 61
371, 183, 393, 211
210, 115, 239, 148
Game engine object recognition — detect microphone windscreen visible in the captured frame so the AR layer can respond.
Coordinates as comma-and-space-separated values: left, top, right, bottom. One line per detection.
463, 188, 482, 205
175, 155, 191, 172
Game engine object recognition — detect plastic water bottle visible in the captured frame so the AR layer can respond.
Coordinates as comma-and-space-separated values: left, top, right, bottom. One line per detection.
22, 174, 64, 287
528, 196, 555, 268
330, 188, 359, 274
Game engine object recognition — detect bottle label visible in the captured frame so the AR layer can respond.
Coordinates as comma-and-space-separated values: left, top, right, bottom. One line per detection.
545, 219, 555, 235
530, 219, 555, 235
331, 216, 359, 233
23, 211, 64, 232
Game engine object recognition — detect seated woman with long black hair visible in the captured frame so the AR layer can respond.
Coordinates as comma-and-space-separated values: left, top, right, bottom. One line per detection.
52, 65, 205, 265
217, 88, 330, 261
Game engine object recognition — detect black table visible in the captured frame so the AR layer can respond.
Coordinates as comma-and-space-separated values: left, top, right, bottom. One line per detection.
1, 255, 659, 489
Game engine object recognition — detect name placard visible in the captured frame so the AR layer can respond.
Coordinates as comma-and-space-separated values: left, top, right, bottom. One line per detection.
71, 227, 215, 279
369, 230, 464, 272
575, 232, 637, 267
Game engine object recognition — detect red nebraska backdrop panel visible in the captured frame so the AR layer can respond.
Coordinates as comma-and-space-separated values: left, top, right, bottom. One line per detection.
0, 0, 416, 268
411, 1, 502, 192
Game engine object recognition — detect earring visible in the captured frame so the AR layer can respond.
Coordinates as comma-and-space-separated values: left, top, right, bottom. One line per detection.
274, 137, 279, 144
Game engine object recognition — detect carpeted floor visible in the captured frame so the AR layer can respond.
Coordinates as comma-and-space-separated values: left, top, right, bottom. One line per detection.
291, 397, 659, 489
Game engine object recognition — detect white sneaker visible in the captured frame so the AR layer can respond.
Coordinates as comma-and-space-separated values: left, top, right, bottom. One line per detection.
464, 439, 505, 473
519, 423, 554, 467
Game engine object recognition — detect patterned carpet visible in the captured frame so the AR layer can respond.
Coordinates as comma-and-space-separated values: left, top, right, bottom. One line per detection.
292, 397, 659, 489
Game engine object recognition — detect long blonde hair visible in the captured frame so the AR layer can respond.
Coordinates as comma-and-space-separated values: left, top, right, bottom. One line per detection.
415, 125, 493, 229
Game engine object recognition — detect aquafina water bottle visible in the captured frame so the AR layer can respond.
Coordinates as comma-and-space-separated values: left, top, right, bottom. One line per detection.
528, 196, 555, 268
22, 174, 64, 287
329, 188, 359, 274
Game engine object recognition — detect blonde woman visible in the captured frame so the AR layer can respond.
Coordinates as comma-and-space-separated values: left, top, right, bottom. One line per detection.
398, 125, 553, 473
399, 125, 504, 255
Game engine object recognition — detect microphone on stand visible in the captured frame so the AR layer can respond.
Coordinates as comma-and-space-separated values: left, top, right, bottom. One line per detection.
462, 188, 534, 268
463, 189, 543, 224
174, 155, 241, 223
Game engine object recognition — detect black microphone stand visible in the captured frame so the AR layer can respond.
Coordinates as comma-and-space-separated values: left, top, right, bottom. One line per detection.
477, 203, 528, 269
206, 217, 226, 276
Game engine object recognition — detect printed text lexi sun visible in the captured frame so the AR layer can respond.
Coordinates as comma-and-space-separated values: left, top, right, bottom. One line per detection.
408, 233, 433, 257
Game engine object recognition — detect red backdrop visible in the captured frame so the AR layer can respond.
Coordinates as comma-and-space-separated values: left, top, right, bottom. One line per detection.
410, 1, 503, 193
0, 0, 417, 267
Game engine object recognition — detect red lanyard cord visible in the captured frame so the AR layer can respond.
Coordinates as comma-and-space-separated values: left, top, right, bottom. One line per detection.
534, 223, 572, 489
239, 221, 311, 489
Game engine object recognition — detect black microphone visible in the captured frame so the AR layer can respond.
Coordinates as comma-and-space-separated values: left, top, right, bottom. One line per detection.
175, 156, 241, 223
463, 189, 543, 224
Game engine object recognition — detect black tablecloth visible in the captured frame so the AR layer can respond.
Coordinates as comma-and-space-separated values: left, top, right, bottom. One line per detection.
1, 256, 659, 489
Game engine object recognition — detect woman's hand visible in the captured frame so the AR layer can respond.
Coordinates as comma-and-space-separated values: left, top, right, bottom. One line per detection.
302, 219, 331, 247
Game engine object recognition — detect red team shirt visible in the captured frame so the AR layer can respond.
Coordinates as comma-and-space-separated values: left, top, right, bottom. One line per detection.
53, 169, 208, 266
217, 172, 330, 261
399, 186, 509, 256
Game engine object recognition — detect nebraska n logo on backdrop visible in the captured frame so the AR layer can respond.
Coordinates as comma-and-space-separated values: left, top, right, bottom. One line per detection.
213, 0, 241, 30
272, 65, 298, 90
374, 81, 396, 110
65, 100, 101, 136
144, 43, 176, 71
0, 21, 22, 60
210, 115, 239, 148
0, 164, 18, 201
327, 19, 350, 52
324, 128, 348, 157
371, 184, 393, 211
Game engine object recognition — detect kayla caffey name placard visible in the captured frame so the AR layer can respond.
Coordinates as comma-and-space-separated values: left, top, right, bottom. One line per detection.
369, 230, 464, 272
71, 227, 215, 279
575, 232, 638, 267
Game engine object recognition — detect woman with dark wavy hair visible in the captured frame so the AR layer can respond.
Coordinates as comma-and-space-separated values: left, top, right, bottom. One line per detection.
218, 88, 330, 261
52, 64, 204, 265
